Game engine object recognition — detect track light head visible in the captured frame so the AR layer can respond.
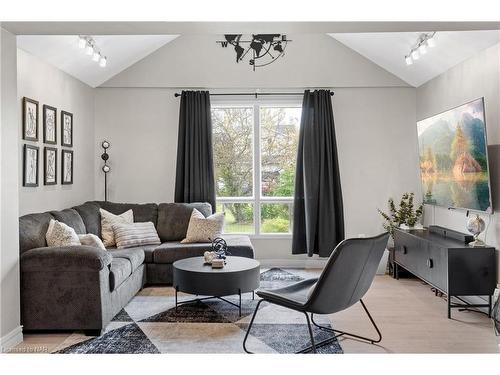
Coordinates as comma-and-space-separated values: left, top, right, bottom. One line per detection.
418, 43, 427, 55
99, 56, 107, 67
78, 36, 86, 49
405, 55, 413, 65
427, 35, 436, 47
411, 50, 420, 60
86, 44, 94, 56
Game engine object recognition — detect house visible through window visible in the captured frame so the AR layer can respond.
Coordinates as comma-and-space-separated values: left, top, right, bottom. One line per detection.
212, 103, 301, 235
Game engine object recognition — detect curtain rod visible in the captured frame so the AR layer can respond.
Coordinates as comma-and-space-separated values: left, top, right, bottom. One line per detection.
173, 91, 334, 98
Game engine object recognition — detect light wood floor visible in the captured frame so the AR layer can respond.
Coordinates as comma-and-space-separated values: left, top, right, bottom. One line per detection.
12, 274, 500, 354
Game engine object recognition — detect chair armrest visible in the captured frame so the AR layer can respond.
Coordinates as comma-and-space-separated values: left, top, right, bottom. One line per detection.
21, 245, 112, 272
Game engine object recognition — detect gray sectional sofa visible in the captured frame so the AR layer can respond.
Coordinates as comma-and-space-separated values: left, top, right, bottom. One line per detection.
19, 201, 254, 335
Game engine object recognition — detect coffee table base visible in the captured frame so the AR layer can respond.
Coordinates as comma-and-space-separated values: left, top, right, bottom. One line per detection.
175, 287, 255, 317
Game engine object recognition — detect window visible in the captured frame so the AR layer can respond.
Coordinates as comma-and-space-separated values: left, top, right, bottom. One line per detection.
212, 103, 301, 235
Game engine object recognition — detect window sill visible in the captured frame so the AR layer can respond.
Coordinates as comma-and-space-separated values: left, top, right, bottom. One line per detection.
224, 234, 293, 240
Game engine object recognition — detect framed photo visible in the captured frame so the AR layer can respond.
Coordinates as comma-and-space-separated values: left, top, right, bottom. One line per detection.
43, 105, 57, 144
61, 149, 73, 185
23, 144, 39, 187
44, 147, 57, 185
61, 111, 73, 147
23, 97, 39, 141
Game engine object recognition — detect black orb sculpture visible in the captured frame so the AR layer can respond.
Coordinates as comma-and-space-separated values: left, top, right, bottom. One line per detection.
211, 237, 230, 259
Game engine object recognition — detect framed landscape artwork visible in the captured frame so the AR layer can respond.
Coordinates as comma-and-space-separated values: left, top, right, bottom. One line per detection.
43, 105, 57, 144
44, 147, 57, 185
23, 144, 39, 187
23, 97, 39, 141
61, 111, 73, 147
61, 149, 73, 185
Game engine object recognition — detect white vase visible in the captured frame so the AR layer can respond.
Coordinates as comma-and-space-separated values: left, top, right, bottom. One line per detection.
399, 223, 424, 230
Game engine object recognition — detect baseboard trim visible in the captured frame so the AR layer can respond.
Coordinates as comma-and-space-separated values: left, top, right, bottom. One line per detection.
0, 325, 23, 353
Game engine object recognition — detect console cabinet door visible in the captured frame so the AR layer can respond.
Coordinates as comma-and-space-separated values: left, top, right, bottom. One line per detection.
394, 231, 427, 276
427, 244, 448, 292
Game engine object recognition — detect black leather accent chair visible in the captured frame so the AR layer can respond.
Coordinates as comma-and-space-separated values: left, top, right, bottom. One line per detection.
243, 232, 390, 353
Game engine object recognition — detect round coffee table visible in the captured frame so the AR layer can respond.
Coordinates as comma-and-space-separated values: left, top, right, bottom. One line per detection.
173, 256, 260, 316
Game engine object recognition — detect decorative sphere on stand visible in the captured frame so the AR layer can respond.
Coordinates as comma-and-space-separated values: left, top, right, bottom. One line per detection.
466, 214, 486, 247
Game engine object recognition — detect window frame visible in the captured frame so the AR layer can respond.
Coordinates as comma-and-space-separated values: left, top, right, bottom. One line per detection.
211, 96, 302, 238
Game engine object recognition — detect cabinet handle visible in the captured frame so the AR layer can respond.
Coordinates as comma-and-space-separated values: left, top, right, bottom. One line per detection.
402, 246, 407, 254
427, 258, 433, 268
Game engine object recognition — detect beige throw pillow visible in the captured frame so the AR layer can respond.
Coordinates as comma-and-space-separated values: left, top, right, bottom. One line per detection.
181, 209, 224, 244
46, 219, 81, 247
112, 222, 161, 249
78, 233, 106, 250
100, 208, 134, 247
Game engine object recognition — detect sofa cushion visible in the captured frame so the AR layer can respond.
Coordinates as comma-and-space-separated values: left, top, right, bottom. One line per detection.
46, 219, 81, 247
153, 235, 254, 264
156, 202, 212, 242
49, 208, 86, 234
19, 212, 54, 254
73, 202, 101, 237
108, 245, 155, 263
107, 248, 145, 272
109, 258, 132, 292
113, 221, 161, 249
94, 201, 159, 226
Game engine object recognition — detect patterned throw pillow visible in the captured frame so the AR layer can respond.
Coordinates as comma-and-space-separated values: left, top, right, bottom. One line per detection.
100, 208, 134, 247
180, 208, 224, 244
112, 222, 161, 249
46, 219, 81, 247
78, 233, 106, 250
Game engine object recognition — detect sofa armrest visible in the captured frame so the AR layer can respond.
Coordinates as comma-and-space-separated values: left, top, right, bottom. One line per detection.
21, 245, 112, 272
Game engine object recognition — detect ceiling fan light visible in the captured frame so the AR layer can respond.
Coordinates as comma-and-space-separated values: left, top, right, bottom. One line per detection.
99, 56, 107, 67
405, 55, 413, 65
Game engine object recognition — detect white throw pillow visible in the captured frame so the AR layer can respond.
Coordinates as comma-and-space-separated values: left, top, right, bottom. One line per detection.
181, 208, 224, 244
112, 222, 161, 249
46, 219, 81, 247
78, 233, 106, 250
100, 208, 134, 247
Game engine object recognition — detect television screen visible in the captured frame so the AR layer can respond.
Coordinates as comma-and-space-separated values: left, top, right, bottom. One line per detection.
417, 98, 492, 213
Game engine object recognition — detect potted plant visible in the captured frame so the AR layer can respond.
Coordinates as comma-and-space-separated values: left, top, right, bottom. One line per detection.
378, 192, 424, 238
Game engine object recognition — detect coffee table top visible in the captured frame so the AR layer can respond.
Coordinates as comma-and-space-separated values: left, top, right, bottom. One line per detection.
173, 256, 260, 274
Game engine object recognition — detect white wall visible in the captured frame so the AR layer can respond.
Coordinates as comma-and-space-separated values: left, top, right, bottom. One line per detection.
96, 34, 419, 264
17, 48, 95, 215
1, 28, 22, 350
416, 42, 500, 277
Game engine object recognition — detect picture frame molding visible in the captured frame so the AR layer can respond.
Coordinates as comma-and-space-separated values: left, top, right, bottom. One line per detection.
22, 97, 39, 142
44, 146, 58, 185
23, 144, 39, 187
43, 104, 57, 145
61, 149, 74, 185
61, 110, 73, 147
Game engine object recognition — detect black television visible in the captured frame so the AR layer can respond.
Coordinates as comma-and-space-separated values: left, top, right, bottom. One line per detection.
417, 98, 493, 213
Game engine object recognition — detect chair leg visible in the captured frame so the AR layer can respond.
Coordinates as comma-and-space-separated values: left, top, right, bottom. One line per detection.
303, 312, 317, 353
311, 299, 382, 344
242, 299, 264, 354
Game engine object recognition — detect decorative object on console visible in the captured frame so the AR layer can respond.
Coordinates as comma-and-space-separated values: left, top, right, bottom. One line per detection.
180, 208, 224, 243
216, 34, 291, 71
417, 98, 492, 213
101, 140, 111, 201
23, 144, 39, 187
61, 110, 73, 147
112, 221, 161, 249
61, 149, 73, 185
99, 208, 134, 247
44, 147, 57, 185
23, 97, 39, 141
46, 219, 80, 247
466, 214, 486, 247
378, 192, 423, 238
43, 105, 57, 144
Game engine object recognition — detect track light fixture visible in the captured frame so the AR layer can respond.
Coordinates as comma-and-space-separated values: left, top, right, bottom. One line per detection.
405, 32, 436, 66
78, 36, 108, 68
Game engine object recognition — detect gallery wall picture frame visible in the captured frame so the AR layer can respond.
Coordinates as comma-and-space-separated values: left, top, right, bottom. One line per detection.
23, 144, 39, 187
44, 147, 57, 185
61, 149, 73, 185
22, 97, 39, 141
43, 105, 57, 144
61, 110, 73, 147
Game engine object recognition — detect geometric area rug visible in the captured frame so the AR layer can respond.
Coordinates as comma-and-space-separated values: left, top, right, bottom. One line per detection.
55, 268, 343, 354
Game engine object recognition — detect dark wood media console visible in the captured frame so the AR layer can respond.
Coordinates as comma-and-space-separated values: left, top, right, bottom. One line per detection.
393, 227, 496, 318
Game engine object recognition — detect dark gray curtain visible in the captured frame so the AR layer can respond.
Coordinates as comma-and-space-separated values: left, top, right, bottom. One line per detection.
292, 90, 344, 257
174, 90, 216, 211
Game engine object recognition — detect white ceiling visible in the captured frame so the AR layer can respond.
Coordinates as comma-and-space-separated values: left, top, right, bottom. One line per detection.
330, 30, 500, 87
17, 35, 178, 87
